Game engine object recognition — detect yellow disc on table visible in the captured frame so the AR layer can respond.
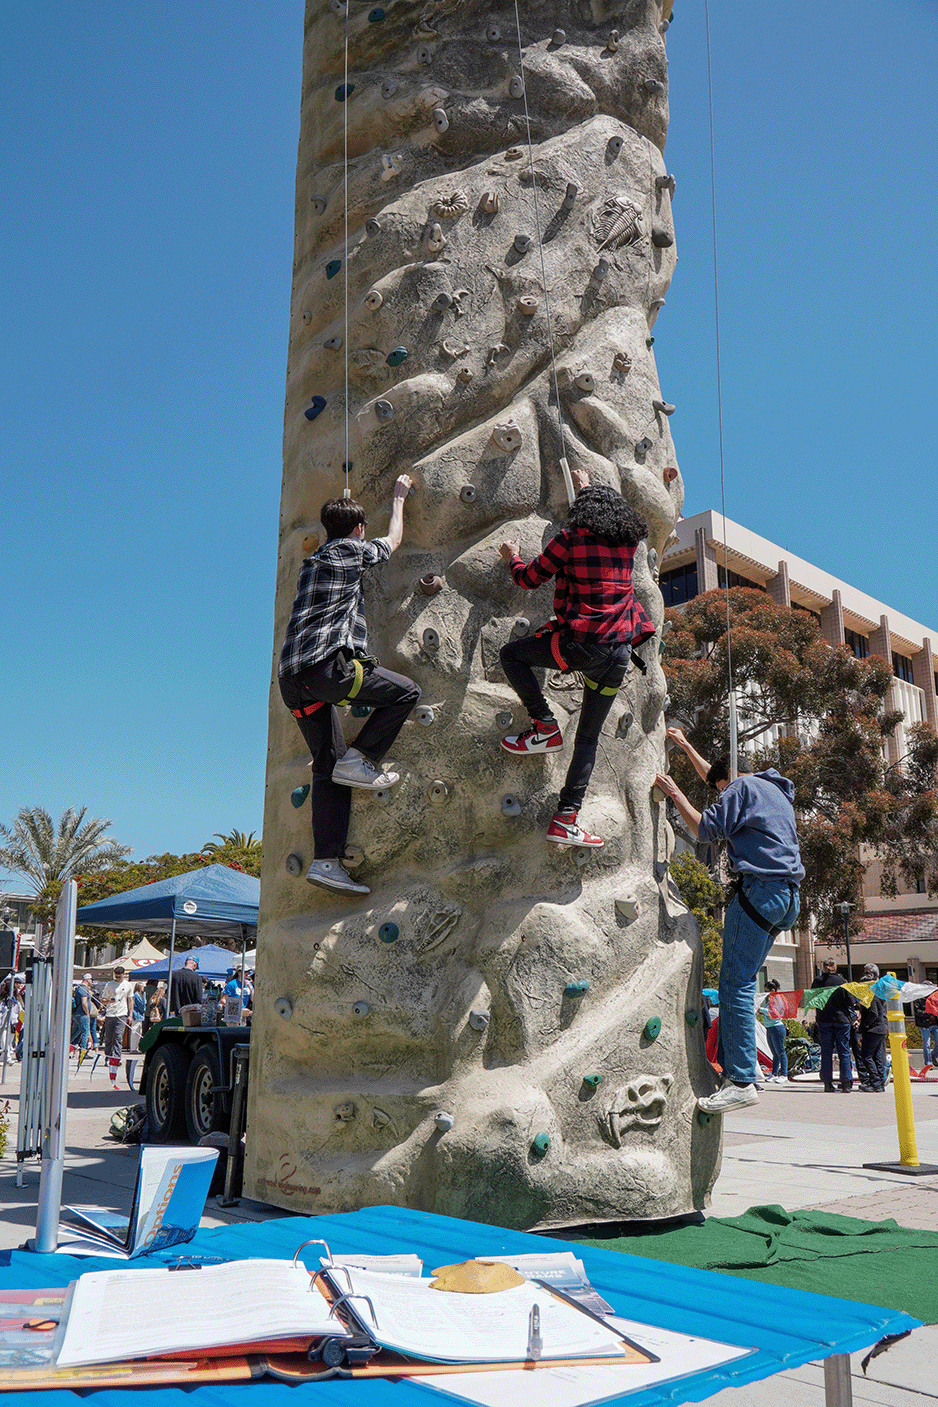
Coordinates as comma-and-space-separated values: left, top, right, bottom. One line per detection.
429, 1260, 525, 1293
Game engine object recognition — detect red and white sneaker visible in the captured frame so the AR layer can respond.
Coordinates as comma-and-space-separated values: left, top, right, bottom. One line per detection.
546, 810, 604, 848
501, 720, 563, 754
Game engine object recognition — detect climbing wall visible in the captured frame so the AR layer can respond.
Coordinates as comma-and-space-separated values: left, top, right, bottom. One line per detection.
244, 0, 720, 1228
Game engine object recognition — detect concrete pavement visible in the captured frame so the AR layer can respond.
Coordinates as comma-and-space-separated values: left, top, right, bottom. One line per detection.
0, 1058, 935, 1403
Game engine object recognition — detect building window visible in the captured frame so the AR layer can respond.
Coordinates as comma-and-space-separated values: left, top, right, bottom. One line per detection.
916, 877, 927, 894
845, 629, 870, 659
660, 562, 698, 607
892, 652, 914, 683
717, 565, 765, 592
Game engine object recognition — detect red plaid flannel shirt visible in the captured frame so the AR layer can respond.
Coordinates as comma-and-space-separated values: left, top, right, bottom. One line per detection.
510, 528, 656, 646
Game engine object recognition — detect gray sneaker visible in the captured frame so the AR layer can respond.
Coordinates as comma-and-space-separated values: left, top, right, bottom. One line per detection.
305, 859, 370, 895
697, 1082, 759, 1114
332, 750, 400, 790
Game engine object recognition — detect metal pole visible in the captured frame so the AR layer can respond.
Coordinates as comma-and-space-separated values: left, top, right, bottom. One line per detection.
843, 908, 853, 983
823, 1352, 853, 1407
166, 916, 177, 1015
32, 879, 77, 1253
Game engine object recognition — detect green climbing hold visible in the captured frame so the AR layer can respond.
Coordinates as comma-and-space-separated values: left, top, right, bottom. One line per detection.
378, 922, 399, 944
368, 6, 385, 19
335, 83, 355, 102
698, 1109, 712, 1126
685, 1009, 699, 1026
564, 979, 589, 997
386, 346, 408, 366
326, 259, 342, 279
532, 1133, 550, 1156
351, 704, 371, 717
582, 1074, 602, 1088
291, 784, 310, 808
643, 1015, 662, 1042
646, 336, 655, 347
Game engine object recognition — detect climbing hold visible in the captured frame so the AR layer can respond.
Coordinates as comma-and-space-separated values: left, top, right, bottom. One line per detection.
564, 979, 589, 996
419, 574, 443, 596
423, 627, 440, 649
551, 28, 566, 46
434, 1111, 454, 1132
511, 617, 530, 636
375, 399, 394, 422
646, 336, 655, 347
562, 182, 578, 209
643, 1016, 662, 1042
291, 784, 310, 809
378, 922, 399, 944
380, 153, 404, 181
509, 75, 524, 98
353, 1001, 370, 1018
504, 146, 524, 161
305, 396, 327, 421
301, 311, 312, 324
432, 189, 469, 219
351, 704, 371, 717
285, 853, 303, 877
381, 79, 398, 99
416, 44, 432, 64
323, 335, 343, 351
612, 351, 632, 374
608, 135, 624, 156
441, 339, 468, 359
591, 256, 610, 282
606, 30, 619, 52
368, 6, 385, 19
635, 437, 653, 456
459, 484, 477, 503
427, 223, 446, 253
469, 1010, 490, 1032
373, 788, 392, 802
428, 780, 449, 804
644, 78, 666, 96
501, 794, 522, 816
364, 288, 383, 311
486, 24, 501, 42
574, 372, 595, 393
496, 711, 514, 729
660, 18, 670, 33
698, 1109, 713, 1126
431, 292, 453, 313
335, 83, 355, 102
685, 1009, 699, 1026
274, 997, 293, 1020
649, 297, 667, 315
386, 346, 408, 366
518, 296, 538, 316
662, 620, 674, 637
615, 895, 640, 921
663, 466, 678, 485
416, 705, 435, 726
532, 1133, 550, 1156
457, 366, 473, 383
653, 399, 676, 415
652, 229, 674, 248
513, 232, 533, 253
326, 259, 341, 279
372, 1108, 391, 1128
582, 1074, 602, 1088
301, 532, 319, 554
656, 174, 677, 199
311, 195, 327, 215
433, 108, 449, 134
486, 343, 510, 366
648, 548, 659, 571
492, 421, 522, 452
478, 190, 499, 215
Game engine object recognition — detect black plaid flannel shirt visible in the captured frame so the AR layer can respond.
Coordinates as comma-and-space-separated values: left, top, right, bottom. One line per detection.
279, 536, 391, 678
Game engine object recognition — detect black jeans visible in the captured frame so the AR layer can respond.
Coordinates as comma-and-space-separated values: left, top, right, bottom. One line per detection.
500, 633, 630, 812
857, 1031, 887, 1089
280, 655, 420, 859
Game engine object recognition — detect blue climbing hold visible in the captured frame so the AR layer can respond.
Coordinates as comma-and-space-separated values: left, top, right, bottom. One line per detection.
326, 260, 342, 279
305, 396, 327, 421
386, 346, 408, 366
335, 83, 355, 102
532, 1133, 550, 1156
368, 6, 385, 19
291, 784, 310, 808
351, 704, 371, 717
582, 1074, 602, 1088
564, 979, 589, 997
379, 922, 400, 944
643, 1015, 662, 1042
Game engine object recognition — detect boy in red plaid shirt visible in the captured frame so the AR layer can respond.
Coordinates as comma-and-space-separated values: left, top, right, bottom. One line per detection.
499, 471, 655, 848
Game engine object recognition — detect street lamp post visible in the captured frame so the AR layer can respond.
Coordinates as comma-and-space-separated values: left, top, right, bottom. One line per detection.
834, 901, 855, 982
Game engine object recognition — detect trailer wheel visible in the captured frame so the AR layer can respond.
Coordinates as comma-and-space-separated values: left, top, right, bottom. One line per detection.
185, 1046, 226, 1142
145, 1043, 189, 1142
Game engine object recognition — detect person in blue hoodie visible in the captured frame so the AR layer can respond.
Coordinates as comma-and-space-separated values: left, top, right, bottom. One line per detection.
655, 728, 804, 1114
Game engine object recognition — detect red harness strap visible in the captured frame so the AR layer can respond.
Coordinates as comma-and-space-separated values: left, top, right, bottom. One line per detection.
291, 701, 325, 718
550, 633, 568, 671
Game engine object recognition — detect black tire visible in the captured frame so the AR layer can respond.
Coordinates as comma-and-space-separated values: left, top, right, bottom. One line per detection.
184, 1046, 226, 1143
145, 1043, 189, 1142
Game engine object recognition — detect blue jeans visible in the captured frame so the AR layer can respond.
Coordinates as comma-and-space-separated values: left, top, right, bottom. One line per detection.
920, 1026, 938, 1065
766, 1023, 788, 1077
717, 878, 800, 1085
818, 1022, 853, 1087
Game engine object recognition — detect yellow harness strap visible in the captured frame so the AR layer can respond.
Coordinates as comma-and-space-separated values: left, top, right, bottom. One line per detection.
583, 675, 619, 697
338, 657, 365, 705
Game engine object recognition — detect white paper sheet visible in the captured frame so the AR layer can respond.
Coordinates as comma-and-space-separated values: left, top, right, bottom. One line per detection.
55, 1259, 348, 1366
411, 1315, 754, 1406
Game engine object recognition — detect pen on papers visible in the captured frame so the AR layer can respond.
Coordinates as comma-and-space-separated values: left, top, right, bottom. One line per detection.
527, 1303, 542, 1360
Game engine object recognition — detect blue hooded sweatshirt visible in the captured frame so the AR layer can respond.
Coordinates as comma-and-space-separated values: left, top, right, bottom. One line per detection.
697, 769, 804, 883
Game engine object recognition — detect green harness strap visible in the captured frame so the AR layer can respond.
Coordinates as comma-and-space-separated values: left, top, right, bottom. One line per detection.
583, 674, 620, 697
338, 657, 365, 705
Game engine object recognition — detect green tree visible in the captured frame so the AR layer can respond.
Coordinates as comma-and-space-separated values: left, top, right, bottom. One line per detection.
663, 588, 938, 935
0, 806, 131, 892
670, 851, 724, 987
200, 831, 262, 877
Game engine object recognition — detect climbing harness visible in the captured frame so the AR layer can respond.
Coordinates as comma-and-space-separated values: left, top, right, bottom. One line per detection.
730, 877, 798, 939
289, 656, 367, 718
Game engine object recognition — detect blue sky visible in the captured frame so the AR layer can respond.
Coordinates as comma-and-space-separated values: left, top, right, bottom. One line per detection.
2, 2, 936, 878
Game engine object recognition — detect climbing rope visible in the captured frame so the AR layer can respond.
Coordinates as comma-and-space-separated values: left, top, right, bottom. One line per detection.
705, 0, 738, 779
511, 0, 574, 504
342, 4, 351, 499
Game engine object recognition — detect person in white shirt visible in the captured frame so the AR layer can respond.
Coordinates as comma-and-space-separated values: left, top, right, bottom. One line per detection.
101, 964, 133, 1086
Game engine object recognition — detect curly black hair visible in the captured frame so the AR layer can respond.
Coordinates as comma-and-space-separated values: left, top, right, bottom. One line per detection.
567, 485, 648, 545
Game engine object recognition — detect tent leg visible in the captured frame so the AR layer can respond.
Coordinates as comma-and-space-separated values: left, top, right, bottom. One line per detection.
166, 918, 177, 1014
824, 1353, 853, 1407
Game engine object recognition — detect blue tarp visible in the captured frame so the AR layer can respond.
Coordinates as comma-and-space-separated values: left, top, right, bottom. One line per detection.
76, 864, 258, 942
129, 942, 248, 982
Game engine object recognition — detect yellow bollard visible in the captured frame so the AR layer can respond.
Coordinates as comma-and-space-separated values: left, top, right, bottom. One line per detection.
886, 990, 919, 1166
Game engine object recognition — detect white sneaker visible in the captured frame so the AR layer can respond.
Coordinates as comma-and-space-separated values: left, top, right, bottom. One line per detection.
305, 859, 370, 895
332, 749, 400, 790
697, 1082, 760, 1114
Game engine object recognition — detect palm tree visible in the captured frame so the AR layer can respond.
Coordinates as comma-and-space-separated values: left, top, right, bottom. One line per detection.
0, 806, 132, 892
202, 830, 261, 855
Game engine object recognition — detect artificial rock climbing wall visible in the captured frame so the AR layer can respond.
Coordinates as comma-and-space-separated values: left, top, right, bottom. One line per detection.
244, 0, 720, 1228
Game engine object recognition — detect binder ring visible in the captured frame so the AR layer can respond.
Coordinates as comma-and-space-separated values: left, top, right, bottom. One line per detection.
292, 1237, 333, 1268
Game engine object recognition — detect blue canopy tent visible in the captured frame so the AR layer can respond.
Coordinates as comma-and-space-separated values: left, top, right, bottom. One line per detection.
76, 865, 259, 1008
130, 943, 248, 983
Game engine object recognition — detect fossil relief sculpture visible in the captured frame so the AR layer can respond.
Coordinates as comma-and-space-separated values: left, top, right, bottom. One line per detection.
244, 0, 720, 1229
